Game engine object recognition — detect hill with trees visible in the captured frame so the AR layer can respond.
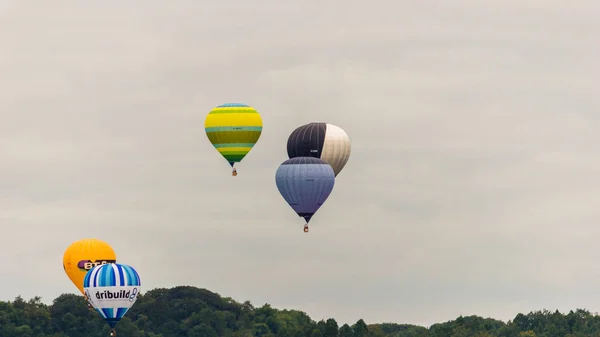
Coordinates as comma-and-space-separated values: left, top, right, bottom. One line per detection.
0, 286, 599, 336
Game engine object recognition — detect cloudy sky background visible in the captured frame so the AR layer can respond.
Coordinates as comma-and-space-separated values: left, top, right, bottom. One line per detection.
1, 0, 599, 327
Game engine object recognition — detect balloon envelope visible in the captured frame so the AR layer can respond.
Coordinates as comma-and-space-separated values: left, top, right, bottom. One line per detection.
204, 103, 263, 168
84, 263, 141, 328
287, 122, 351, 176
63, 239, 116, 295
275, 157, 335, 223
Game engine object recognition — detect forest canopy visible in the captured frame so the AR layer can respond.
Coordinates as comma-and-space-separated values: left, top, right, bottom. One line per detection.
0, 285, 598, 337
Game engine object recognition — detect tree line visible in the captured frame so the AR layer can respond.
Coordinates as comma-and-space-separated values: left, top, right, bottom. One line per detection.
0, 285, 599, 336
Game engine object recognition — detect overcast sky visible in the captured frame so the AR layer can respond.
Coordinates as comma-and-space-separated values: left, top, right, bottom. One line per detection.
1, 0, 599, 328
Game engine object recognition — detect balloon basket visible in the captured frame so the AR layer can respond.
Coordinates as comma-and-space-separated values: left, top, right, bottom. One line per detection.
110, 329, 116, 336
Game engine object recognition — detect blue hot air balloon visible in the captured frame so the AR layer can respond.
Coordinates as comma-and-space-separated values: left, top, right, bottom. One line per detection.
84, 263, 141, 336
286, 122, 351, 177
275, 157, 335, 233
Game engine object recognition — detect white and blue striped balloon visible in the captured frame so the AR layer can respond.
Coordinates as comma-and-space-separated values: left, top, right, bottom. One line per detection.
83, 263, 141, 328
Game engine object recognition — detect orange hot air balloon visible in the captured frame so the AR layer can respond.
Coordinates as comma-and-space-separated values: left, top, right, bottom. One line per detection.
62, 238, 116, 295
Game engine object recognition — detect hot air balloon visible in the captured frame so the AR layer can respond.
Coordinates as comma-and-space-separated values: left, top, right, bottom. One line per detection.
275, 157, 335, 233
84, 263, 141, 337
63, 239, 116, 296
205, 103, 263, 176
287, 122, 351, 177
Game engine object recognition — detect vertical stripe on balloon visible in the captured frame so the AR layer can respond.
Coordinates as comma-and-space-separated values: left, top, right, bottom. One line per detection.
84, 263, 141, 328
287, 123, 351, 176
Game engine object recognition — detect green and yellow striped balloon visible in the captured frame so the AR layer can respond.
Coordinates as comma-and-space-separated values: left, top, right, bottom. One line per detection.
204, 103, 262, 174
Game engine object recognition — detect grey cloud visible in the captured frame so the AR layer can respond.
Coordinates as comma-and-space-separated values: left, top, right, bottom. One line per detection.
1, 0, 599, 328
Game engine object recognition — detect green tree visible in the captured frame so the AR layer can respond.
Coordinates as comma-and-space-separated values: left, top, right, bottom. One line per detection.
519, 331, 536, 337
310, 329, 323, 337
2, 286, 600, 337
324, 318, 338, 337
188, 323, 218, 337
353, 319, 369, 337
339, 324, 353, 337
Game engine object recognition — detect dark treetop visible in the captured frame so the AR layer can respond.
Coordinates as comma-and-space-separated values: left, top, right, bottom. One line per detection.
0, 286, 597, 336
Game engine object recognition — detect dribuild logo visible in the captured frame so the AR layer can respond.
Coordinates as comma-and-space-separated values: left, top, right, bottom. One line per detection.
95, 288, 139, 302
